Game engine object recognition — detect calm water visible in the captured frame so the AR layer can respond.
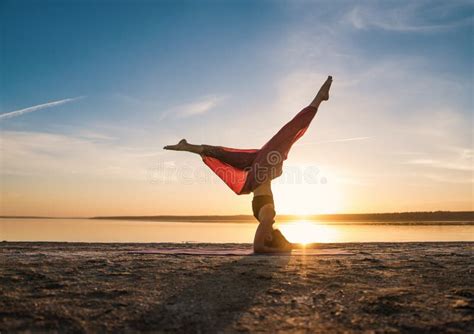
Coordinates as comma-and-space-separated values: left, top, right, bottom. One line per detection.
1, 218, 473, 243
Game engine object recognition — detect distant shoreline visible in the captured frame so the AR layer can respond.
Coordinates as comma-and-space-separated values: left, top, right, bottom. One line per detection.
1, 211, 473, 223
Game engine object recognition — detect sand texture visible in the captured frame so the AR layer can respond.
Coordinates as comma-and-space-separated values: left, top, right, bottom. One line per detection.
1, 242, 473, 333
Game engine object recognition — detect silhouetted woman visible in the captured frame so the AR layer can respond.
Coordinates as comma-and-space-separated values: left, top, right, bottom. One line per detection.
164, 76, 333, 253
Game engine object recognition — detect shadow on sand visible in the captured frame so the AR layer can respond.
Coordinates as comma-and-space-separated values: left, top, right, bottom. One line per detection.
129, 254, 290, 332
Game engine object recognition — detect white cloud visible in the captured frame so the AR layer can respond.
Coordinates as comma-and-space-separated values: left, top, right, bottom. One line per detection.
305, 136, 372, 145
405, 158, 473, 172
0, 130, 163, 180
177, 95, 225, 117
77, 130, 117, 141
345, 3, 473, 32
269, 7, 472, 196
422, 173, 473, 184
0, 97, 84, 121
160, 95, 226, 120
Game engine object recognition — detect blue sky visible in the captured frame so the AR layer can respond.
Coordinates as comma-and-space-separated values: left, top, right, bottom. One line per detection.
1, 0, 473, 216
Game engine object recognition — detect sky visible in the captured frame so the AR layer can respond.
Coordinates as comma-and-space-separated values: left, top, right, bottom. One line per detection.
1, 0, 473, 217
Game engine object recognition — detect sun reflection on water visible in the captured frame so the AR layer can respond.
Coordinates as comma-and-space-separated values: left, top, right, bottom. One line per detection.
277, 220, 339, 244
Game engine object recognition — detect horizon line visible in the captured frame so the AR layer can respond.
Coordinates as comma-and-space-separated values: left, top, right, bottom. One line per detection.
1, 210, 472, 220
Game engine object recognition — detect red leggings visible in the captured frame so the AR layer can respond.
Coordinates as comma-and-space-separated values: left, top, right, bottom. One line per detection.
201, 106, 318, 194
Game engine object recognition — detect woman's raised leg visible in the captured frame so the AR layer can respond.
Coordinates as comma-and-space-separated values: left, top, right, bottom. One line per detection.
164, 139, 258, 170
258, 76, 332, 158
310, 75, 332, 108
240, 76, 333, 193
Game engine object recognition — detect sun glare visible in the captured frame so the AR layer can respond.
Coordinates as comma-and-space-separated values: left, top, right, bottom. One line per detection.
278, 220, 339, 244
272, 173, 344, 215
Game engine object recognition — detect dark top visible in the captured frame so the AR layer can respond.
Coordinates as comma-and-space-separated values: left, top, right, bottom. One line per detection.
252, 195, 274, 220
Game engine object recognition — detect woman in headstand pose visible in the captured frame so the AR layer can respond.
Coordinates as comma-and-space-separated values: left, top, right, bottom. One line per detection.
164, 76, 333, 253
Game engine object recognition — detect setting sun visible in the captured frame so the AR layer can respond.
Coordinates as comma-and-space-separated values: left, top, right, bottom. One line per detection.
277, 220, 339, 244
273, 179, 344, 215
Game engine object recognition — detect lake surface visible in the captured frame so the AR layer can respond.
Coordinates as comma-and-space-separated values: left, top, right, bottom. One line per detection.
1, 218, 473, 243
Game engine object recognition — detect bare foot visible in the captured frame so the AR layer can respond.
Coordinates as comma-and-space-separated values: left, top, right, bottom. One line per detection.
316, 76, 332, 101
163, 139, 188, 151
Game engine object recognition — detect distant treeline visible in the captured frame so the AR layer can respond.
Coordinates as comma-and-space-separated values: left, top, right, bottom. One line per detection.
90, 211, 474, 223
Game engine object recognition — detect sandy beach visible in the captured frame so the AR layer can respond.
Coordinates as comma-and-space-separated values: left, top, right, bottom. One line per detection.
1, 242, 473, 333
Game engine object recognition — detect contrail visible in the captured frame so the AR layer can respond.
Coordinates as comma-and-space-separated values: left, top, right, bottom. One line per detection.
0, 96, 84, 121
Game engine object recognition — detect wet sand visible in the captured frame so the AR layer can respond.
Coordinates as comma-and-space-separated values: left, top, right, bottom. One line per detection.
1, 242, 473, 333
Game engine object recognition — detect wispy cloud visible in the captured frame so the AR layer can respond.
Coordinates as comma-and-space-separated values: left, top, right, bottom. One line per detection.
422, 173, 473, 184
318, 136, 372, 144
273, 6, 472, 200
160, 95, 226, 120
177, 95, 225, 117
404, 159, 472, 172
346, 3, 473, 33
0, 96, 84, 121
77, 130, 117, 141
0, 130, 159, 179
297, 136, 372, 146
